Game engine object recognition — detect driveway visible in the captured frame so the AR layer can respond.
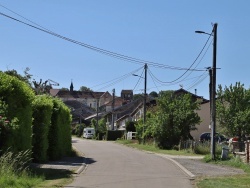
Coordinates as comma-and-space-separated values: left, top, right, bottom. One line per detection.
65, 138, 193, 188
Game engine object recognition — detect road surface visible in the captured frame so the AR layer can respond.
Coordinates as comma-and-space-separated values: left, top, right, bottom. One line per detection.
65, 138, 193, 188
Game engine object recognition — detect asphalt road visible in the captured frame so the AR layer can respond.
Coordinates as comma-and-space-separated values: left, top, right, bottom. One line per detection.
65, 138, 193, 188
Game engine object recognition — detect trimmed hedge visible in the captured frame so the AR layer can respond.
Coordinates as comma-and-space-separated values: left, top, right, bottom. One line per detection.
106, 130, 125, 141
48, 98, 72, 160
0, 72, 35, 152
32, 95, 53, 162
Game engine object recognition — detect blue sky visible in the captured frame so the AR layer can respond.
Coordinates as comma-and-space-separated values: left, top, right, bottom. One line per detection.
0, 1, 249, 99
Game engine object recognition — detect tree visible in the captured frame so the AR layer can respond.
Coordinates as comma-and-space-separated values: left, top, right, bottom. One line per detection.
61, 87, 69, 91
4, 68, 32, 86
133, 93, 143, 101
217, 82, 250, 142
149, 91, 158, 98
126, 121, 136, 132
150, 91, 200, 149
79, 86, 92, 92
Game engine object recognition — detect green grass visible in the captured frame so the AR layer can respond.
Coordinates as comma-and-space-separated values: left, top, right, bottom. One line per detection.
195, 154, 250, 188
116, 139, 202, 156
0, 150, 74, 188
195, 175, 250, 188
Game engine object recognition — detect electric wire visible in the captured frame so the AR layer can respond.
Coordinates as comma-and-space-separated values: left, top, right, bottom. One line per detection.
90, 66, 143, 89
186, 72, 209, 91
133, 70, 144, 92
148, 36, 212, 86
0, 10, 204, 71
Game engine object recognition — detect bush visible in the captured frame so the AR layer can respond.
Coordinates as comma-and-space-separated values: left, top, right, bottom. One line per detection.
32, 95, 53, 162
126, 121, 136, 132
194, 141, 223, 155
48, 98, 72, 160
74, 124, 84, 137
106, 130, 125, 141
0, 72, 35, 152
0, 149, 32, 176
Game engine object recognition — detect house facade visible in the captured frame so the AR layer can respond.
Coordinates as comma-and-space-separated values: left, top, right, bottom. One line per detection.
50, 82, 112, 111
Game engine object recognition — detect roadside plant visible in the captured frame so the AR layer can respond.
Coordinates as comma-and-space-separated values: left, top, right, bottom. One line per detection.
0, 149, 32, 176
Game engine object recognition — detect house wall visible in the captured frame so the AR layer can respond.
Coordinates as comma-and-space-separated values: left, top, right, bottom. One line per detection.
131, 109, 143, 121
190, 102, 210, 141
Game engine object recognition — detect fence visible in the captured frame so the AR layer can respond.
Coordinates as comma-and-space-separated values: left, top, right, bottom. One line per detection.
127, 132, 137, 140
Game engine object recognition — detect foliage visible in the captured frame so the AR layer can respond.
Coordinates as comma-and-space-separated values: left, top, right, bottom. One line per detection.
0, 149, 32, 176
125, 121, 136, 132
79, 86, 92, 92
146, 91, 201, 149
133, 93, 143, 101
4, 68, 32, 87
48, 98, 72, 160
0, 72, 35, 152
0, 100, 18, 151
73, 124, 85, 137
149, 91, 158, 98
32, 95, 53, 162
194, 141, 222, 155
217, 82, 250, 141
97, 118, 107, 134
106, 130, 125, 141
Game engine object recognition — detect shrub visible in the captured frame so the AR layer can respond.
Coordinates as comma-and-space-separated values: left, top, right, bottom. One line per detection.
74, 124, 84, 137
0, 72, 35, 152
106, 130, 124, 141
126, 121, 136, 132
48, 98, 72, 160
32, 95, 53, 162
0, 149, 32, 176
194, 141, 223, 155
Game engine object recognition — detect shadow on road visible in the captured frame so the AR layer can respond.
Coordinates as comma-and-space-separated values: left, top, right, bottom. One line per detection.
85, 157, 96, 165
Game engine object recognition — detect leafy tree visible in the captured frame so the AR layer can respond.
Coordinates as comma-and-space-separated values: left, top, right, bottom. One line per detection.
126, 121, 136, 132
61, 87, 69, 91
150, 91, 200, 149
97, 118, 107, 134
133, 93, 143, 101
149, 91, 158, 98
79, 86, 92, 92
217, 82, 250, 142
4, 68, 32, 86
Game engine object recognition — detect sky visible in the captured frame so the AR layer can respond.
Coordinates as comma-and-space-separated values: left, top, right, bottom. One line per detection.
0, 1, 249, 100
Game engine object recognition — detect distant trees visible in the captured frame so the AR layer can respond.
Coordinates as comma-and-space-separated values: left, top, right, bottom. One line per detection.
79, 86, 92, 92
217, 82, 250, 141
149, 91, 158, 98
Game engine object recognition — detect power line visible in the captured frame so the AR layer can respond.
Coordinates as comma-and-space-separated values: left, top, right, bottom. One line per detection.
0, 10, 204, 71
91, 66, 143, 89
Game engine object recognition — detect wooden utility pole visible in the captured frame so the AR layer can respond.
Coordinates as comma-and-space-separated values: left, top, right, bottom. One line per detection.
211, 23, 217, 160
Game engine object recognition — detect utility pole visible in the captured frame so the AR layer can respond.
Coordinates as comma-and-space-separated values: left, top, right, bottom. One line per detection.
211, 23, 217, 160
143, 63, 147, 134
96, 98, 99, 137
111, 89, 115, 130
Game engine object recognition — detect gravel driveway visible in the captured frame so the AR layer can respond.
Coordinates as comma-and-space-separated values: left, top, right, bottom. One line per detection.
173, 158, 245, 177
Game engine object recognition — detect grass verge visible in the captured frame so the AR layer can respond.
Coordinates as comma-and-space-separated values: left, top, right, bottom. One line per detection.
0, 149, 76, 188
115, 139, 203, 156
194, 154, 250, 188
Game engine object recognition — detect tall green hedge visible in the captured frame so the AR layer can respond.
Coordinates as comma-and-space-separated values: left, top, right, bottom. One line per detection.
32, 95, 53, 162
48, 98, 72, 160
0, 72, 35, 152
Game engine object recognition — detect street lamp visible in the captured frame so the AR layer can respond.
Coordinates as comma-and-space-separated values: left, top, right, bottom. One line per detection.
196, 23, 218, 160
132, 64, 148, 137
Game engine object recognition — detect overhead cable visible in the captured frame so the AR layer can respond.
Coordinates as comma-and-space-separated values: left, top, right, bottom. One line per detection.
0, 10, 203, 71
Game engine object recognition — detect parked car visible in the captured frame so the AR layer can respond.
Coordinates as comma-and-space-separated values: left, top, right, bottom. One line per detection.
199, 132, 227, 143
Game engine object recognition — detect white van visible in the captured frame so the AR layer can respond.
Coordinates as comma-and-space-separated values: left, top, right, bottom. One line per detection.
83, 128, 95, 139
